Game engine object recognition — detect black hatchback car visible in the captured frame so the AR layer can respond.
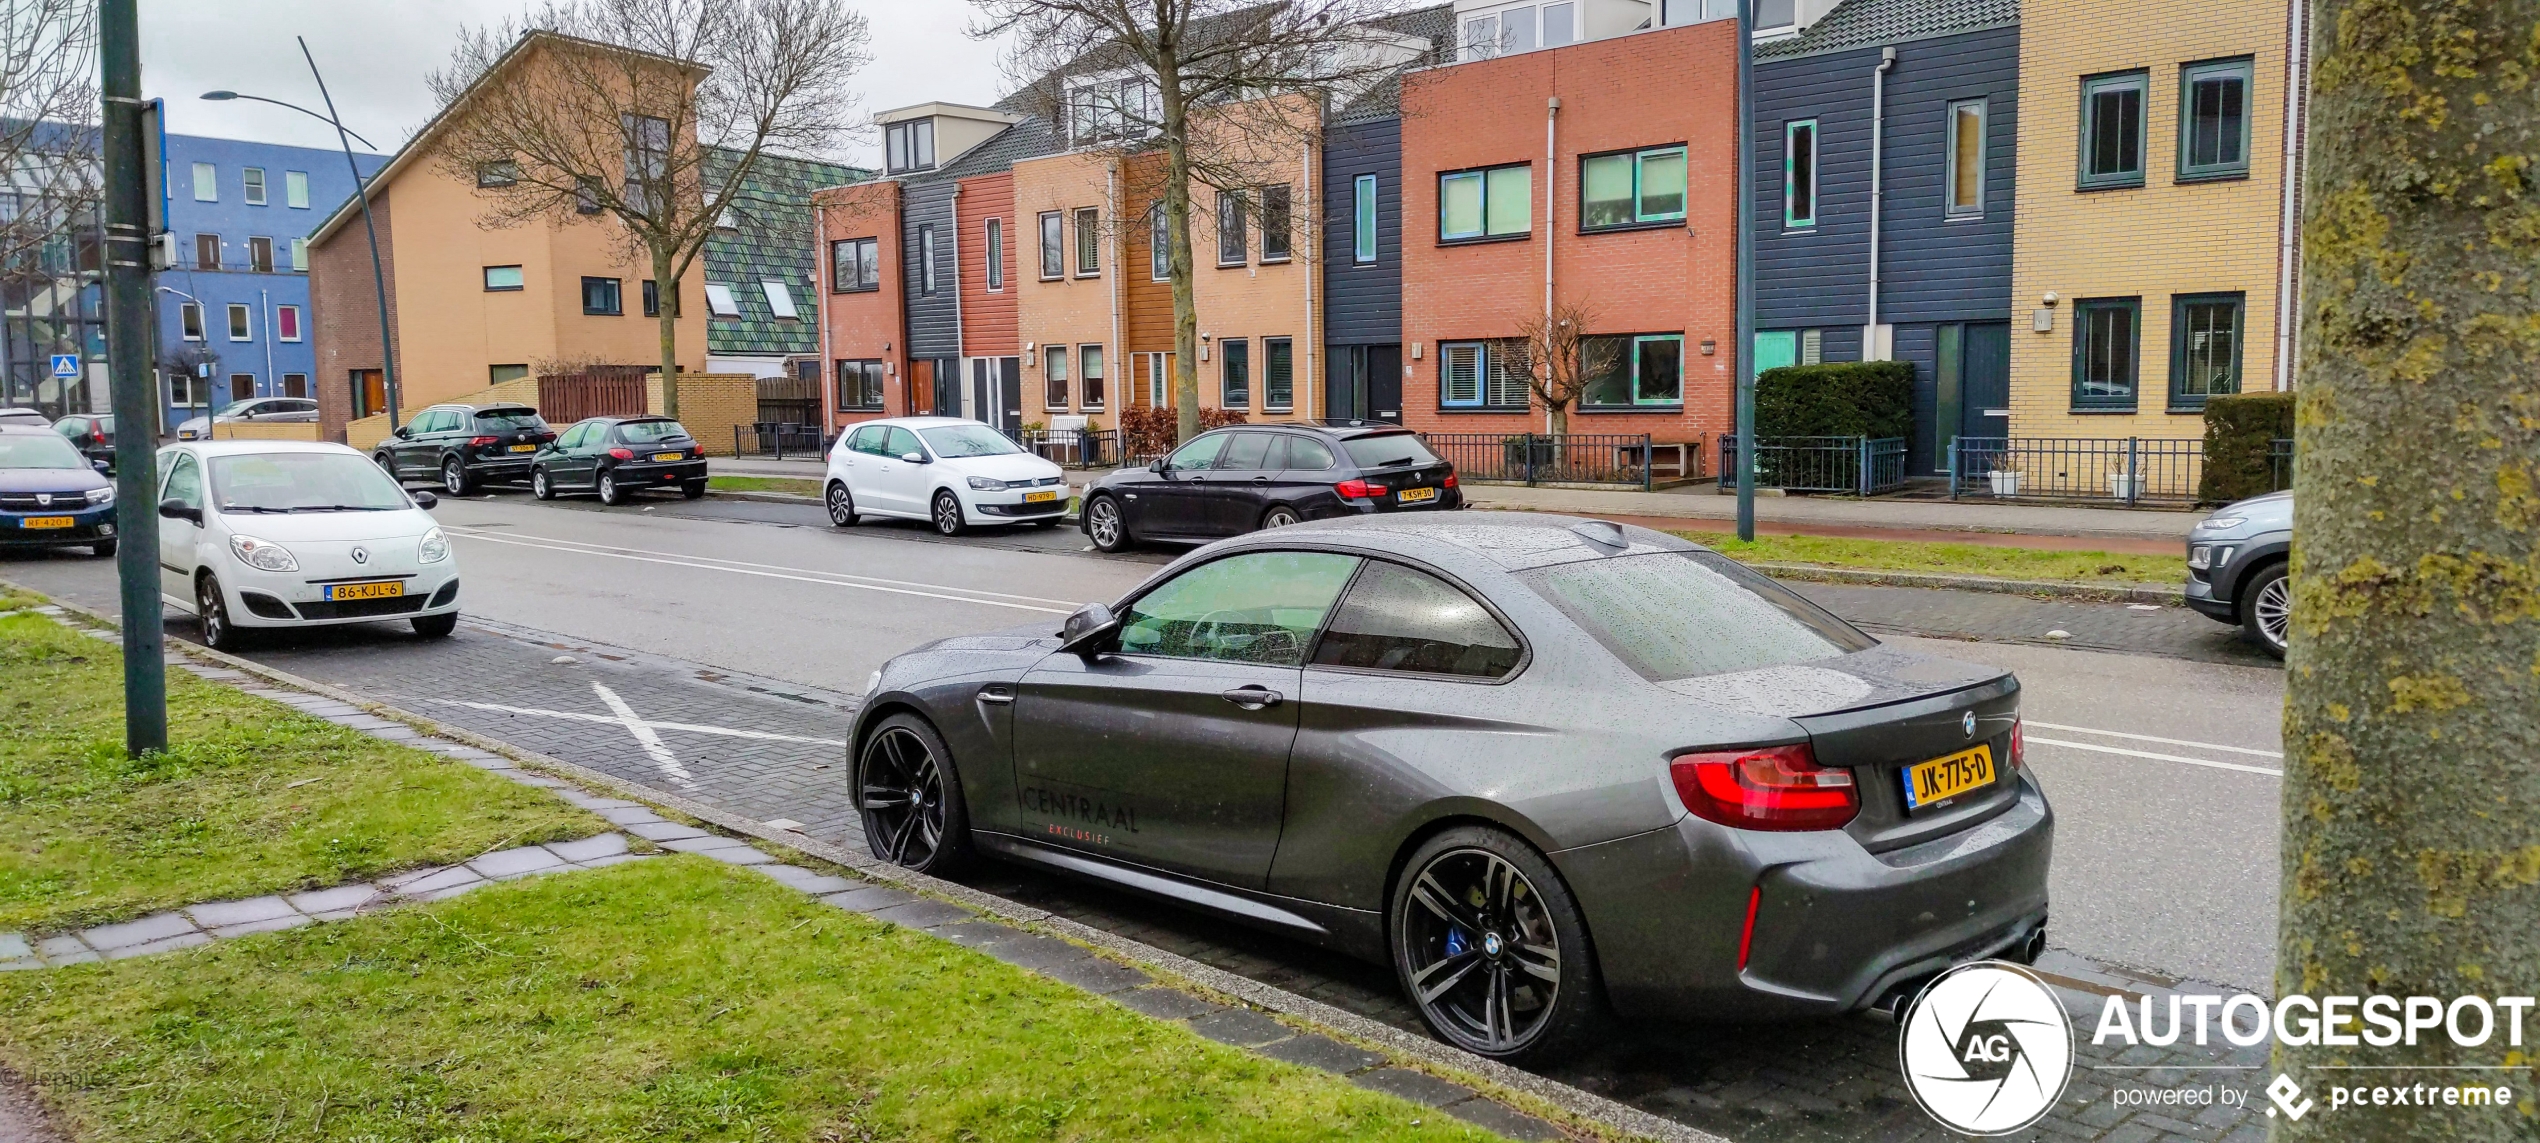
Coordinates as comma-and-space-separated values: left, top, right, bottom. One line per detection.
51, 413, 114, 473
530, 416, 707, 505
1081, 422, 1459, 552
372, 402, 557, 495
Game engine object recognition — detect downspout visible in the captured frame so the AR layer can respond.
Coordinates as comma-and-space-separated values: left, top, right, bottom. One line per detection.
2272, 0, 2309, 392
1300, 137, 1316, 420
1107, 164, 1124, 420
949, 183, 966, 417
816, 199, 832, 427
260, 286, 274, 397
1544, 95, 1559, 433
1864, 46, 1894, 361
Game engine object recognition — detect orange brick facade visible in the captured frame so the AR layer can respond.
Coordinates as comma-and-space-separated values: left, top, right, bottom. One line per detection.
814, 180, 909, 430
1399, 22, 1741, 445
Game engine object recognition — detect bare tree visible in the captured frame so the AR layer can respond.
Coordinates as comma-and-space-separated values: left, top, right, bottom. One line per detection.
427, 0, 869, 418
972, 0, 1436, 443
0, 0, 99, 270
1515, 298, 1621, 439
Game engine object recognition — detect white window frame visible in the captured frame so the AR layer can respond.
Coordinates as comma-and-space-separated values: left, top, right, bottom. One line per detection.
762, 280, 799, 319
704, 282, 742, 317
285, 170, 309, 209
1945, 99, 1988, 217
289, 237, 308, 271
1353, 174, 1378, 263
276, 304, 302, 342
191, 161, 216, 202
226, 304, 252, 342
179, 301, 204, 341
242, 167, 267, 206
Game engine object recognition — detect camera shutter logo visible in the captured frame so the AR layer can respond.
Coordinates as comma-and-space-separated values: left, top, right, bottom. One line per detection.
1899, 961, 2073, 1135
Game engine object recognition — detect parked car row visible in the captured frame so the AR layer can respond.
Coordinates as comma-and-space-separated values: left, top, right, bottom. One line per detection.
370, 402, 706, 506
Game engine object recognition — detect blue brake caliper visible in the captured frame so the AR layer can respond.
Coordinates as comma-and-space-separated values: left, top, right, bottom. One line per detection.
1444, 928, 1469, 958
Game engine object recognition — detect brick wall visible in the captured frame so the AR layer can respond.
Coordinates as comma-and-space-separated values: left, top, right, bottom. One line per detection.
310, 188, 398, 443
1013, 151, 1122, 423
646, 372, 757, 456
2007, 0, 2292, 440
1400, 22, 1740, 445
958, 170, 1018, 358
813, 180, 907, 431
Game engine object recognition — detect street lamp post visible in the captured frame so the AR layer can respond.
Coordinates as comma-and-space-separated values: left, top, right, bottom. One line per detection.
1734, 0, 1757, 542
202, 35, 396, 432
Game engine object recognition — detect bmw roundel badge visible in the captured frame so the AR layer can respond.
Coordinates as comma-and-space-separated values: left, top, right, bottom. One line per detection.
1963, 711, 1978, 739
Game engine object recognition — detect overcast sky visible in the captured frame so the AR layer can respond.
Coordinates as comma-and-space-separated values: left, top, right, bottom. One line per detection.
137, 0, 1008, 165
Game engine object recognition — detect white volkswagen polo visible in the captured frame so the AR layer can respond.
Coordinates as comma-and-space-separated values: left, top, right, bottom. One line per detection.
155, 440, 459, 650
821, 417, 1070, 535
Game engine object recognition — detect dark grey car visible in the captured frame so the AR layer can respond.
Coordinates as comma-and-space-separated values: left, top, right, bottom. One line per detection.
2184, 491, 2292, 658
849, 515, 2053, 1061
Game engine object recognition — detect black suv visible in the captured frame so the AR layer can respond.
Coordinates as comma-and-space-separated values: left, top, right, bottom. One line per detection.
1080, 420, 1459, 552
374, 403, 557, 495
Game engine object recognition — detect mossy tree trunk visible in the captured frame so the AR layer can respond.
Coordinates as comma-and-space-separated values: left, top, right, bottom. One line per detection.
2276, 0, 2540, 1138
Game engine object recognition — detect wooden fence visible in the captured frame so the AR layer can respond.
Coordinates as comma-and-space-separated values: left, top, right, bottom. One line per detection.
537, 369, 652, 425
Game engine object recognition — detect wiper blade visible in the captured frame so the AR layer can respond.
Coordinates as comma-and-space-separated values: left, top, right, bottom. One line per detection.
285, 504, 394, 512
217, 504, 289, 513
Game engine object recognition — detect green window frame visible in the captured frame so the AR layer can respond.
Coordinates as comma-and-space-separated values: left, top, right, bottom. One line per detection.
1221, 338, 1250, 407
1783, 120, 1817, 229
1264, 337, 1294, 410
1438, 163, 1532, 242
2071, 297, 2142, 409
1945, 100, 1987, 217
2178, 58, 2254, 181
2168, 292, 2244, 409
2079, 71, 2148, 189
1580, 145, 1688, 231
1353, 174, 1378, 263
1579, 333, 1686, 408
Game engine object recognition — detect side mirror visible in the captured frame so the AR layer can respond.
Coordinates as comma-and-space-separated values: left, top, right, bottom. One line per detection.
1057, 602, 1122, 657
900, 451, 928, 465
411, 490, 439, 509
1149, 458, 1168, 474
392, 426, 411, 439
157, 498, 201, 525
91, 459, 109, 473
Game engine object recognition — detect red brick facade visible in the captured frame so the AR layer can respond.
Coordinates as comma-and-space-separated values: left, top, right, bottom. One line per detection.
1400, 21, 1741, 446
309, 188, 400, 443
957, 171, 1017, 358
814, 180, 908, 429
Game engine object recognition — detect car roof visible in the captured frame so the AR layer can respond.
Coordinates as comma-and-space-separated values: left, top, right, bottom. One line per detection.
1196, 421, 1415, 441
0, 421, 61, 434
171, 439, 367, 458
849, 416, 977, 428
1234, 513, 1698, 573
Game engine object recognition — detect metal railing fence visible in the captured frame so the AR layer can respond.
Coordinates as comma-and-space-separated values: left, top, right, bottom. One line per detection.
1419, 432, 1662, 489
1717, 435, 1909, 496
731, 422, 831, 459
1947, 437, 2204, 504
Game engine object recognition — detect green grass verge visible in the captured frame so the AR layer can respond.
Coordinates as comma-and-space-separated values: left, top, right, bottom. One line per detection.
0, 857, 1504, 1142
1674, 530, 2187, 585
0, 611, 603, 933
707, 475, 823, 497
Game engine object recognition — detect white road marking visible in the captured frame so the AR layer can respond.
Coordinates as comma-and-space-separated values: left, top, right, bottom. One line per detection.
592, 682, 698, 789
2026, 735, 2284, 778
418, 696, 849, 747
2025, 720, 2283, 759
442, 526, 1078, 613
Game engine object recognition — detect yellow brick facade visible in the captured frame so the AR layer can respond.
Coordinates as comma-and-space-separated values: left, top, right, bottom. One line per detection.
1012, 150, 1124, 426
2008, 0, 2294, 441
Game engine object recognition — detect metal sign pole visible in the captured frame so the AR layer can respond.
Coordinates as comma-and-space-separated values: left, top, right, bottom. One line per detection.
100, 0, 167, 753
1734, 0, 1758, 542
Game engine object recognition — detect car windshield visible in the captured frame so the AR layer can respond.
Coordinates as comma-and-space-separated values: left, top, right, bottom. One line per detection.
1341, 434, 1439, 470
1521, 550, 1877, 681
214, 399, 262, 417
920, 424, 1022, 458
0, 433, 84, 469
209, 452, 412, 512
616, 420, 691, 444
476, 410, 546, 432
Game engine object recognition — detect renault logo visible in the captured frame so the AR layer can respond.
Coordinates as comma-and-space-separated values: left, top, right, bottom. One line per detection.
350, 546, 369, 565
1963, 711, 1979, 739
33, 493, 51, 507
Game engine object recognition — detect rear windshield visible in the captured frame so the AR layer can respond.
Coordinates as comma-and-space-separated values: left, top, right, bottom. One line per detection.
0, 433, 83, 469
616, 420, 691, 443
475, 409, 547, 432
1519, 550, 1876, 681
1340, 434, 1439, 470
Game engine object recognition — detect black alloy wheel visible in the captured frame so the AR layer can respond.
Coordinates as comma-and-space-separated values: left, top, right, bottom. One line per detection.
597, 469, 625, 506
825, 481, 859, 527
442, 457, 474, 497
1260, 505, 1302, 530
373, 452, 399, 479
2242, 562, 2290, 659
1390, 826, 1600, 1063
1084, 495, 1129, 553
931, 490, 967, 537
531, 467, 555, 500
196, 574, 240, 651
681, 480, 706, 500
856, 714, 972, 874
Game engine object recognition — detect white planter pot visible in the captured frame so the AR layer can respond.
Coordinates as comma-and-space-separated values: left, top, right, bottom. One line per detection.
2109, 473, 2145, 499
1987, 470, 2022, 497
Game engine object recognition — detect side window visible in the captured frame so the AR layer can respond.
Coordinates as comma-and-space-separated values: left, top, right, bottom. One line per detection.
1117, 552, 1361, 666
1164, 432, 1230, 472
1217, 431, 1274, 472
1284, 435, 1337, 471
884, 426, 923, 459
846, 425, 880, 455
421, 409, 459, 435
561, 423, 591, 449
1312, 562, 1522, 679
162, 453, 203, 509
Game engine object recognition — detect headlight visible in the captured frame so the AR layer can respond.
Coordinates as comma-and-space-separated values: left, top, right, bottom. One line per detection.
418, 527, 450, 563
2199, 516, 2246, 532
84, 486, 113, 505
966, 476, 1009, 491
227, 534, 299, 572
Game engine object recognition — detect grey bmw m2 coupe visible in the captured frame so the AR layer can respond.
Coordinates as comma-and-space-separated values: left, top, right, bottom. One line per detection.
848, 514, 2053, 1062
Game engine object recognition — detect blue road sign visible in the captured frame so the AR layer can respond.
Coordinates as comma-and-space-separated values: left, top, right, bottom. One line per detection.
49, 354, 79, 378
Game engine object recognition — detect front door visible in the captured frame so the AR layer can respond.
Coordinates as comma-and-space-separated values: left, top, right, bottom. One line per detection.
1011, 550, 1361, 886
1134, 431, 1228, 537
931, 358, 962, 419
1367, 345, 1402, 424
1961, 322, 2011, 445
1326, 348, 1360, 421
863, 423, 931, 515
1204, 430, 1281, 535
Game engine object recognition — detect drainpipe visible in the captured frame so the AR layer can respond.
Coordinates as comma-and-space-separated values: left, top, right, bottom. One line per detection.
1544, 95, 1559, 433
259, 286, 275, 397
2272, 0, 2310, 392
1300, 138, 1317, 421
1864, 46, 1894, 361
816, 198, 832, 427
949, 183, 966, 417
1107, 164, 1123, 421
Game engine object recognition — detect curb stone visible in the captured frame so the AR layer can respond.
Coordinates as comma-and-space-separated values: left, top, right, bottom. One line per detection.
1742, 561, 2185, 605
2, 587, 1688, 1143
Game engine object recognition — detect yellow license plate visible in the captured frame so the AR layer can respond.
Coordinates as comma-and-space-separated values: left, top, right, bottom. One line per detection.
509, 443, 538, 453
1398, 486, 1438, 503
20, 516, 74, 529
324, 581, 405, 602
1023, 489, 1060, 503
651, 452, 685, 462
1903, 744, 1994, 811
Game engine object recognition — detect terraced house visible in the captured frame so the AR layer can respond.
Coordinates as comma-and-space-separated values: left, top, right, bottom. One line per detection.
697, 146, 865, 408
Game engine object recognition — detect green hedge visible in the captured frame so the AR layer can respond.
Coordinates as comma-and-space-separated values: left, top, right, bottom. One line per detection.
1754, 361, 1915, 439
2197, 392, 2295, 504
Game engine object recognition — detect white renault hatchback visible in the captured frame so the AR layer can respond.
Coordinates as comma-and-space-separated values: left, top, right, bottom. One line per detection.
822, 417, 1069, 535
155, 440, 459, 650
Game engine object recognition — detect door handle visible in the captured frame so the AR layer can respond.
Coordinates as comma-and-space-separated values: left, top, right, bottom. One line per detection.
977, 685, 1014, 705
1221, 686, 1282, 709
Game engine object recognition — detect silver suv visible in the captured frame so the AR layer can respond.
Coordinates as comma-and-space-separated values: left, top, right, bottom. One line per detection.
2184, 490, 2292, 657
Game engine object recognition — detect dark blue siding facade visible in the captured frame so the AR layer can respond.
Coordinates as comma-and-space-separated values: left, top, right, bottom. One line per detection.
1753, 23, 2019, 471
1322, 116, 1403, 347
902, 179, 961, 361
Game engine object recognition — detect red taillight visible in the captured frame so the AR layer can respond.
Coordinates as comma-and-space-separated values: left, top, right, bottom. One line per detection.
468, 435, 500, 447
1442, 471, 1458, 489
91, 431, 105, 444
1736, 885, 1762, 970
1670, 743, 1859, 831
607, 447, 634, 460
1334, 478, 1372, 499
2009, 717, 2025, 770
690, 445, 704, 458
